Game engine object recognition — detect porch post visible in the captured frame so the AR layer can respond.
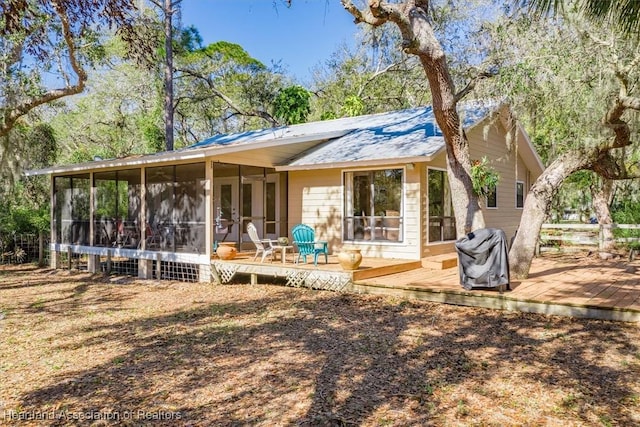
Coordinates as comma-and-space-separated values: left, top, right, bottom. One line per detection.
87, 171, 100, 273
50, 174, 60, 269
203, 160, 214, 282
138, 166, 154, 279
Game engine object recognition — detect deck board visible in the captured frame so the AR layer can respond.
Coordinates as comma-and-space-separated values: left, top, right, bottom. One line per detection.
212, 252, 640, 322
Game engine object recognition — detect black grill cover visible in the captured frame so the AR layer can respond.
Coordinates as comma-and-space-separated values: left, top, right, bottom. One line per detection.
454, 228, 510, 290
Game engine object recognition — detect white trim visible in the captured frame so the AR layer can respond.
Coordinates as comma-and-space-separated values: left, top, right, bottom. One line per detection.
276, 154, 439, 172
51, 243, 209, 264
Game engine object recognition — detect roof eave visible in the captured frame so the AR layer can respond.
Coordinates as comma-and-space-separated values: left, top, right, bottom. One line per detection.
275, 154, 439, 171
24, 129, 353, 176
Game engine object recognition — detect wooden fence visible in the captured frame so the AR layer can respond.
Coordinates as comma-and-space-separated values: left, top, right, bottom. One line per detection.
538, 223, 640, 253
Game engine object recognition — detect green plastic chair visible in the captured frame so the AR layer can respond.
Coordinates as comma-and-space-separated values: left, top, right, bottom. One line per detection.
292, 224, 328, 266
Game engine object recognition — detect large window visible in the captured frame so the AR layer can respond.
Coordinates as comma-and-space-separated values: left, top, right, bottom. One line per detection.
54, 174, 90, 245
428, 168, 456, 242
344, 168, 403, 242
94, 169, 141, 248
146, 163, 206, 253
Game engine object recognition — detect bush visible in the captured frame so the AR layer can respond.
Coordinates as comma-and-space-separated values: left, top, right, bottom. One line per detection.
612, 201, 640, 244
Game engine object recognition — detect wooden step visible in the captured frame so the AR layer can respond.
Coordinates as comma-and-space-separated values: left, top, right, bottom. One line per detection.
422, 253, 458, 270
352, 260, 422, 281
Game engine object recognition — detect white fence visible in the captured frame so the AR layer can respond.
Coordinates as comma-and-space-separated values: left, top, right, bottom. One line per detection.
538, 223, 640, 252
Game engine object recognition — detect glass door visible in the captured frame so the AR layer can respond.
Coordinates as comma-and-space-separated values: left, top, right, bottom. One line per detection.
213, 177, 239, 243
241, 178, 264, 242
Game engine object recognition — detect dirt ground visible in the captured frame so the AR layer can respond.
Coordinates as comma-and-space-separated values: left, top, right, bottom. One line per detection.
0, 264, 639, 426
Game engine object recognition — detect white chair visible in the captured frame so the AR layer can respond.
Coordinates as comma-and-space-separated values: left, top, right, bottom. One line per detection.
361, 211, 383, 241
247, 222, 274, 263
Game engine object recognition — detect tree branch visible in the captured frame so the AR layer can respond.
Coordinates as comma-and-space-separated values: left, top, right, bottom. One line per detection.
357, 60, 405, 97
341, 0, 388, 26
177, 67, 279, 127
0, 0, 87, 138
592, 151, 640, 180
454, 69, 498, 103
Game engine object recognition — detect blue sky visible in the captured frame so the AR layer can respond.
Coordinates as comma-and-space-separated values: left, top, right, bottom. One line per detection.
179, 0, 359, 84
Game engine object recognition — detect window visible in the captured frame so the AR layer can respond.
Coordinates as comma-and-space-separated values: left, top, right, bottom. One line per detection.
344, 168, 403, 242
146, 163, 206, 253
54, 174, 90, 245
266, 182, 276, 234
428, 168, 456, 242
516, 181, 525, 208
486, 184, 497, 209
94, 169, 141, 248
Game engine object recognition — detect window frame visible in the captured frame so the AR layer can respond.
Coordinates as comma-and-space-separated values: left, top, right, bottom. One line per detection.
516, 180, 525, 209
486, 183, 498, 209
427, 167, 457, 243
342, 166, 405, 243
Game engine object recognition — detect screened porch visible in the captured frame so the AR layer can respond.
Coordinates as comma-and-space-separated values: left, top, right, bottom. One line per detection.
51, 161, 288, 280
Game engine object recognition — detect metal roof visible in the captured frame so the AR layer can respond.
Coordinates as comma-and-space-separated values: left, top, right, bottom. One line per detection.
191, 102, 495, 170
25, 101, 497, 176
283, 107, 444, 169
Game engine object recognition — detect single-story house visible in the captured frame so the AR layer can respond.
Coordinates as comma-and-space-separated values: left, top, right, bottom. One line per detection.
27, 101, 544, 281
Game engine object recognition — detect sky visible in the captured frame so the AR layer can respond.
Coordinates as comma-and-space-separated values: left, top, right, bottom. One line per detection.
179, 0, 359, 85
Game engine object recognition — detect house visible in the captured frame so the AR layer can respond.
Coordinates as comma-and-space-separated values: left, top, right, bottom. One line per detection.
27, 102, 544, 281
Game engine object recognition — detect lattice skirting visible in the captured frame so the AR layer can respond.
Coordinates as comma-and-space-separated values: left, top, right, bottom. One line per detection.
286, 270, 350, 291
211, 261, 352, 291
212, 262, 240, 284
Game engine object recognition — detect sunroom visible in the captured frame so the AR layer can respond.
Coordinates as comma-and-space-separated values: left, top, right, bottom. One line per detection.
50, 159, 288, 281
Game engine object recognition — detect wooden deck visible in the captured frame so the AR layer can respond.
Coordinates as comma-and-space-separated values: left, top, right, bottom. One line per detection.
211, 252, 640, 322
353, 253, 640, 322
211, 252, 420, 290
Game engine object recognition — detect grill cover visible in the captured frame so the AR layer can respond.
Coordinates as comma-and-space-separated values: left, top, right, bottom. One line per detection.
454, 228, 510, 290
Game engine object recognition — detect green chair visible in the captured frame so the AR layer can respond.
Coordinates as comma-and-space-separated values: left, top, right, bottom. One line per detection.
292, 224, 328, 266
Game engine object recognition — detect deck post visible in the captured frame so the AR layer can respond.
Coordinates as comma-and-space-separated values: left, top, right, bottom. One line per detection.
155, 252, 162, 279
210, 263, 222, 285
598, 224, 603, 251
50, 248, 60, 269
250, 273, 258, 285
138, 257, 154, 279
87, 254, 100, 273
67, 247, 72, 271
106, 250, 112, 274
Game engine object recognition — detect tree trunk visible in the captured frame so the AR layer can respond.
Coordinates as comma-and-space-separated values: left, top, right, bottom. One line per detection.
591, 178, 615, 253
163, 0, 174, 151
417, 48, 484, 237
509, 152, 587, 278
340, 0, 486, 238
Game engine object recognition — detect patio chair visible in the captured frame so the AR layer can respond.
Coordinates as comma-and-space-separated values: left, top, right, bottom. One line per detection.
140, 221, 160, 249
99, 219, 115, 246
247, 222, 275, 263
292, 223, 328, 266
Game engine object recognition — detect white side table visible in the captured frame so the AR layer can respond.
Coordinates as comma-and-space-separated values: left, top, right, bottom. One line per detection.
271, 245, 293, 264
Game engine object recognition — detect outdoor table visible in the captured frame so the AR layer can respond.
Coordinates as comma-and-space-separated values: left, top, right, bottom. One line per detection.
271, 244, 294, 264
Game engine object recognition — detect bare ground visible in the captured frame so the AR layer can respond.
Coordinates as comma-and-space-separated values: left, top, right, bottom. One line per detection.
0, 264, 639, 426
